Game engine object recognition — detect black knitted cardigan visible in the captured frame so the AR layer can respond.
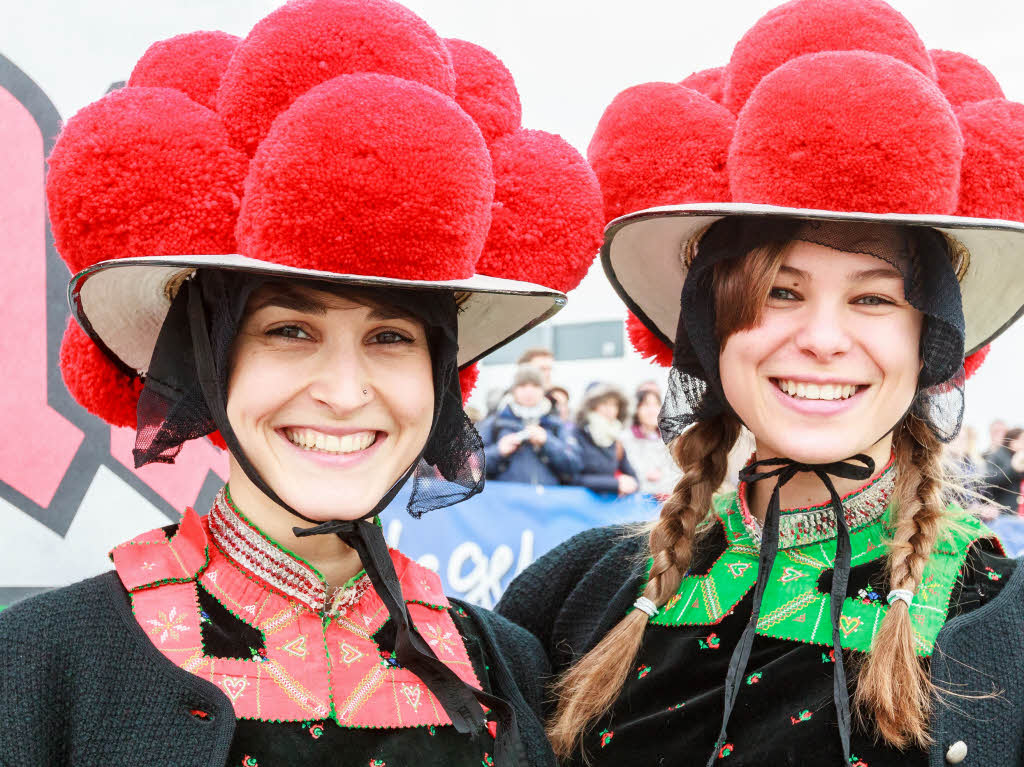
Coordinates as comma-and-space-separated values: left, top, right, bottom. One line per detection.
0, 571, 555, 767
496, 524, 1024, 767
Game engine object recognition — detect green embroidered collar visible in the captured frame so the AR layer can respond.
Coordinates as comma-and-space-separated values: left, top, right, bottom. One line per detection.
738, 456, 896, 549
648, 492, 991, 657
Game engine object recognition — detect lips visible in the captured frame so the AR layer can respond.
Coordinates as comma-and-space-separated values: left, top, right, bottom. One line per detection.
283, 427, 377, 454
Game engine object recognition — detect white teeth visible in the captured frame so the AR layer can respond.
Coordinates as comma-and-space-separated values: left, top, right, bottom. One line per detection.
284, 428, 376, 454
776, 380, 860, 401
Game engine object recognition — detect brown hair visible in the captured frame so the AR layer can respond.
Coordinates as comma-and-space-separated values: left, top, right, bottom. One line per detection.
548, 241, 957, 757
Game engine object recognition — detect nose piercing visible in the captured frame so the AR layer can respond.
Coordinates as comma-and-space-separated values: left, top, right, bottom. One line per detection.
362, 389, 369, 397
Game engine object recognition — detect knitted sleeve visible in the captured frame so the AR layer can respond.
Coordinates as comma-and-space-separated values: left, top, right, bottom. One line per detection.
495, 524, 637, 656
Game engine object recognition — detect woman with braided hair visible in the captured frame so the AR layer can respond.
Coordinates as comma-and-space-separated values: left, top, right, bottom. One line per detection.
497, 2, 1024, 765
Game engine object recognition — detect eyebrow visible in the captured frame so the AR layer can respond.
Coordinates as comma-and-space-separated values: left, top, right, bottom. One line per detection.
249, 290, 419, 322
777, 265, 904, 282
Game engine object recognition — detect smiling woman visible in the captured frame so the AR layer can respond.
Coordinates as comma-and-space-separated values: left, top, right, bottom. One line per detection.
495, 2, 1024, 766
0, 1, 606, 765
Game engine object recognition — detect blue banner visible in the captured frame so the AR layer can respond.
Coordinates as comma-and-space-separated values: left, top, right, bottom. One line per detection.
380, 482, 659, 608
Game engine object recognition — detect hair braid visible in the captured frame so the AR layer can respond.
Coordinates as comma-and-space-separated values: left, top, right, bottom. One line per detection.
547, 413, 741, 759
855, 415, 945, 748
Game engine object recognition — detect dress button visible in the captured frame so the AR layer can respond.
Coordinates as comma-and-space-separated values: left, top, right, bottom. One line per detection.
945, 740, 968, 764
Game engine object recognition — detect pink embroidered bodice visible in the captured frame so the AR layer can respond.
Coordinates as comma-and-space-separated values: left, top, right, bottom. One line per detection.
111, 490, 484, 729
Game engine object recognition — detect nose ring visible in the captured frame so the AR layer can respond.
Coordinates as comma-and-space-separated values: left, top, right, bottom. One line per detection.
362, 389, 369, 397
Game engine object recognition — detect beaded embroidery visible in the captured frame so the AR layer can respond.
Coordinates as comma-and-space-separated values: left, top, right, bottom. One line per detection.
111, 497, 484, 728
648, 482, 998, 655
737, 456, 896, 550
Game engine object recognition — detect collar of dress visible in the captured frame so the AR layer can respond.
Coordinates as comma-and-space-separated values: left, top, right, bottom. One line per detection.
645, 466, 999, 657
109, 490, 483, 727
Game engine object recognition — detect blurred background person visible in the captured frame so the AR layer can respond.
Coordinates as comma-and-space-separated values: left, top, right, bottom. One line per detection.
546, 385, 572, 424
517, 347, 555, 390
574, 384, 638, 496
979, 426, 1024, 515
619, 385, 680, 498
482, 365, 582, 486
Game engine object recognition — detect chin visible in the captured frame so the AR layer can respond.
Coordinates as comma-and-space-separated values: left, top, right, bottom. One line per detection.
761, 431, 867, 466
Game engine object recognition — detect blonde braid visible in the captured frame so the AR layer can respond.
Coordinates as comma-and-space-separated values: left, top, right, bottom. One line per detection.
855, 415, 945, 748
547, 413, 741, 758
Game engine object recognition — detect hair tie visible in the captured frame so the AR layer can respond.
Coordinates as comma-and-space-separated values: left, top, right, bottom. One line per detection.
887, 588, 914, 607
633, 596, 659, 617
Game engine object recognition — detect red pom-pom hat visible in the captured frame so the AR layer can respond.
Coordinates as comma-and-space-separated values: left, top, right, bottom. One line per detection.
591, 0, 1024, 370
51, 0, 602, 428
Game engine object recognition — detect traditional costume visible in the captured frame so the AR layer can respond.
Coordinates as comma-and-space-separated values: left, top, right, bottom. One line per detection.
0, 2, 603, 765
499, 1, 1024, 765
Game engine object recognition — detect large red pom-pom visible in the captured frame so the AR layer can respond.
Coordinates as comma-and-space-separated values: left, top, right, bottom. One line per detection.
680, 67, 725, 104
627, 312, 674, 367
128, 31, 241, 110
722, 0, 935, 114
930, 50, 1004, 107
217, 0, 455, 155
955, 99, 1024, 222
588, 83, 734, 222
729, 51, 962, 214
459, 363, 480, 405
236, 73, 492, 280
963, 345, 990, 380
477, 129, 603, 294
46, 87, 248, 274
445, 39, 521, 144
60, 319, 143, 428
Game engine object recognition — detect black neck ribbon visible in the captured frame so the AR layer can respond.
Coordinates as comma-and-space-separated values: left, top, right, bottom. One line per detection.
185, 279, 522, 767
705, 454, 874, 767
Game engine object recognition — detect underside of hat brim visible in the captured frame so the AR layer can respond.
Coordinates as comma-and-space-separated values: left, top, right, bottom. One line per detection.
68, 253, 565, 376
602, 202, 1024, 357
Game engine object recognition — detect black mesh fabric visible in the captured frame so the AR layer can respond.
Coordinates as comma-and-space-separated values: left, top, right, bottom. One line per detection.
659, 217, 966, 445
134, 269, 484, 517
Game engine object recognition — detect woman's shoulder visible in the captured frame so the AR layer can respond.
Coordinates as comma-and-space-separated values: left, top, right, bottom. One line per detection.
0, 571, 126, 643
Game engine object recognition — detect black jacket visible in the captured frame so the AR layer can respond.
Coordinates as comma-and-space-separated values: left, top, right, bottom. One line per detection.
0, 571, 555, 767
481, 406, 582, 485
497, 524, 1024, 767
981, 446, 1024, 513
574, 425, 637, 494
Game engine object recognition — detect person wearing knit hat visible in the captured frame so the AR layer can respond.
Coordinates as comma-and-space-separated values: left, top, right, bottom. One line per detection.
497, 2, 1024, 766
481, 365, 582, 487
0, 2, 604, 765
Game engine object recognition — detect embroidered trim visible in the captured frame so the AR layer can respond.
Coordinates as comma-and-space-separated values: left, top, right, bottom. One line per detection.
648, 493, 992, 656
738, 456, 896, 549
121, 512, 484, 728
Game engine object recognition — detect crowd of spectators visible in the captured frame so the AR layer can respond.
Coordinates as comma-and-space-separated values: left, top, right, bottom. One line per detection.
473, 348, 680, 498
948, 419, 1024, 518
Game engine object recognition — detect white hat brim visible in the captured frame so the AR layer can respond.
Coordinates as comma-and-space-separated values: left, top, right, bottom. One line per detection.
602, 202, 1024, 356
69, 253, 565, 374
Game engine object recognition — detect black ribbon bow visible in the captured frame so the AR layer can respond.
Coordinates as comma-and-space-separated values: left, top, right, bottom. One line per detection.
706, 454, 875, 767
184, 279, 523, 767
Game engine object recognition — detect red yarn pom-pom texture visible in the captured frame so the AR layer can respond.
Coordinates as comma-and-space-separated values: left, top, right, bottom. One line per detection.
129, 31, 241, 110
236, 73, 493, 281
963, 345, 990, 380
458, 363, 480, 404
216, 0, 455, 155
626, 312, 674, 367
588, 82, 734, 222
930, 49, 1004, 108
445, 38, 521, 144
60, 319, 143, 429
46, 87, 247, 274
478, 129, 603, 294
680, 67, 725, 105
729, 51, 962, 215
955, 99, 1024, 222
722, 0, 935, 113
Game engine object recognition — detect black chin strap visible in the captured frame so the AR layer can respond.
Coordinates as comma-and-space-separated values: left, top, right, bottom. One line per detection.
706, 454, 874, 767
186, 280, 522, 766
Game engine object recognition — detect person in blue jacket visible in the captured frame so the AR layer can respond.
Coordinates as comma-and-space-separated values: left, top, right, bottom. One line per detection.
573, 384, 639, 496
483, 365, 582, 485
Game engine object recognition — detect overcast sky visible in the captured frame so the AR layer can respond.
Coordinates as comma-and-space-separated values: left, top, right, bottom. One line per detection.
2, 0, 1022, 432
